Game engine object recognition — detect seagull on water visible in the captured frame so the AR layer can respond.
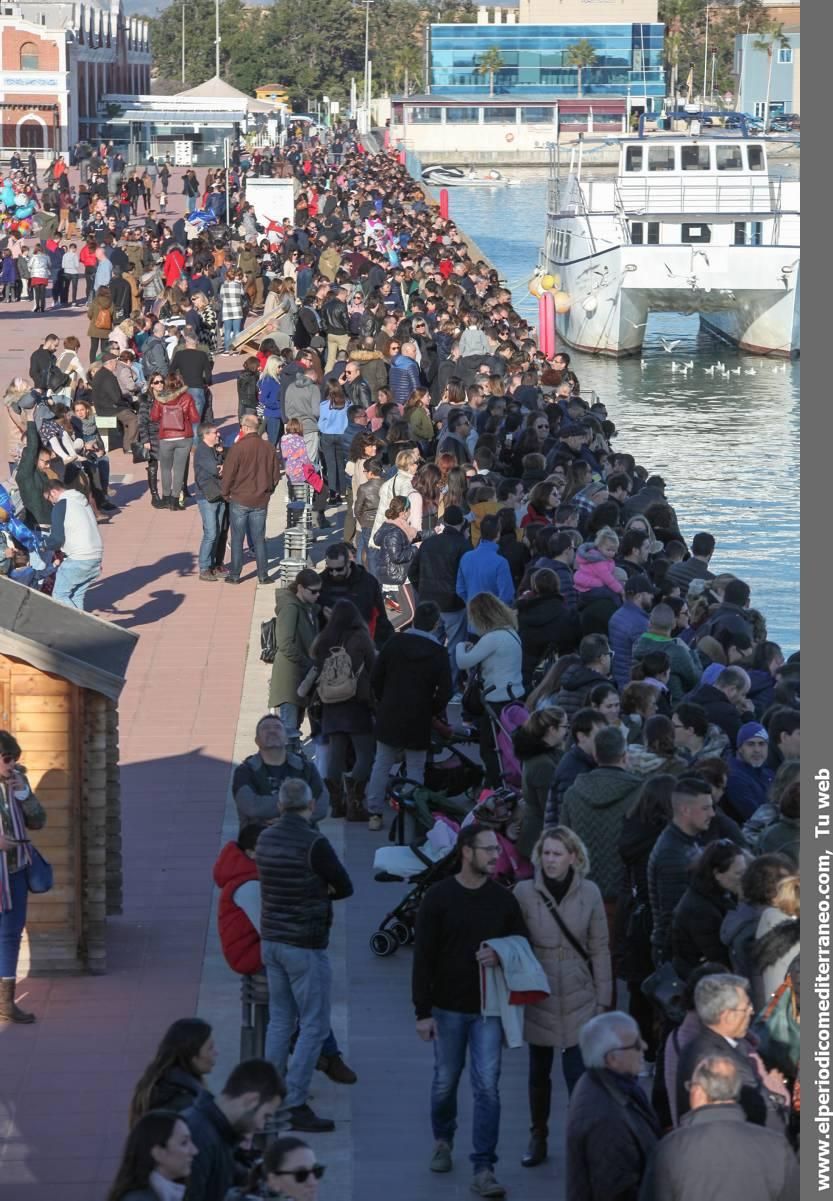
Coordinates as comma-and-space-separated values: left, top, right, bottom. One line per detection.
744, 368, 757, 376
704, 365, 716, 375
660, 338, 682, 354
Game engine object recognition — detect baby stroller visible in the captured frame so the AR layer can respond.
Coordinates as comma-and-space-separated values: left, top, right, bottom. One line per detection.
369, 781, 471, 958
482, 686, 529, 792
422, 718, 484, 799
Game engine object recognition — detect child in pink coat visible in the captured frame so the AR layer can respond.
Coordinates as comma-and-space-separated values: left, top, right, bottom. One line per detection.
574, 527, 626, 600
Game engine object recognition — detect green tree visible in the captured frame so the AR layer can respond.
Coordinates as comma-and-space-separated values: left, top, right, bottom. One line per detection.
564, 38, 597, 98
753, 22, 789, 130
475, 46, 505, 97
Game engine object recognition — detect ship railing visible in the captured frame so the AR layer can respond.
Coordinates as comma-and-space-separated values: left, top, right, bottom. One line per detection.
605, 177, 781, 214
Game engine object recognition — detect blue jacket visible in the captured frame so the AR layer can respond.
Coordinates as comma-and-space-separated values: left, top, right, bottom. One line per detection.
725, 756, 775, 823
318, 399, 349, 436
456, 540, 514, 608
608, 602, 650, 689
533, 556, 576, 612
389, 353, 422, 406
258, 375, 281, 417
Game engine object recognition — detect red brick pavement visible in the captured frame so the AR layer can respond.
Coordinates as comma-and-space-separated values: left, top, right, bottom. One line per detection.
0, 170, 261, 1197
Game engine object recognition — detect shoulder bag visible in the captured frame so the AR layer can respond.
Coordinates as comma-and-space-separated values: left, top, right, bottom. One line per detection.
539, 889, 593, 977
26, 843, 54, 894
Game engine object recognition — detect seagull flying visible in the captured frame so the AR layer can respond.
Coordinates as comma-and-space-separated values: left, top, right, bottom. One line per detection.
660, 338, 682, 354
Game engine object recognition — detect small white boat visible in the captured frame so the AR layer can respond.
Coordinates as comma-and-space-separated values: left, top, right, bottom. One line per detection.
421, 164, 519, 188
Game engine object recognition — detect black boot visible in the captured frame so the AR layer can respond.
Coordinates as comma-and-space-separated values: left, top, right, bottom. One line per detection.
521, 1082, 551, 1167
0, 977, 35, 1024
147, 462, 164, 508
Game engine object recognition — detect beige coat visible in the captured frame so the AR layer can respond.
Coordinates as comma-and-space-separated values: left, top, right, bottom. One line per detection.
513, 868, 612, 1048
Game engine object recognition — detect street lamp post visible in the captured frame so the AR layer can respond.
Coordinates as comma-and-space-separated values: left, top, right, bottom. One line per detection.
215, 0, 221, 79
181, 2, 186, 84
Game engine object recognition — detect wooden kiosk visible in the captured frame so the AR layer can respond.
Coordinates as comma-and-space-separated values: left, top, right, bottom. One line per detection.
0, 578, 137, 975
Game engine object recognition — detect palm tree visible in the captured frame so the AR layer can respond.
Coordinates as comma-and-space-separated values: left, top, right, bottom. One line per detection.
753, 22, 789, 131
564, 38, 597, 98
475, 47, 505, 97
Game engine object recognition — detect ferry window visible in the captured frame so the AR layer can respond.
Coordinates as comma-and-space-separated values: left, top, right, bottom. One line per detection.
630, 222, 643, 244
778, 47, 793, 64
681, 145, 710, 171
563, 233, 571, 258
747, 145, 765, 171
407, 107, 441, 124
735, 221, 763, 246
625, 146, 643, 172
646, 222, 660, 244
715, 145, 743, 171
648, 146, 675, 172
631, 221, 659, 244
521, 107, 554, 124
445, 107, 479, 123
681, 223, 712, 244
483, 107, 517, 124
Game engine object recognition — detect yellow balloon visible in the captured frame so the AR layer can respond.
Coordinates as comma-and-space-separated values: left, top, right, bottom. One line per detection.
541, 274, 555, 291
528, 275, 544, 298
553, 291, 571, 313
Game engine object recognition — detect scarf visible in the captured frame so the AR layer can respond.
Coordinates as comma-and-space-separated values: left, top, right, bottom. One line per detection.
149, 1171, 187, 1201
392, 514, 417, 542
0, 779, 32, 911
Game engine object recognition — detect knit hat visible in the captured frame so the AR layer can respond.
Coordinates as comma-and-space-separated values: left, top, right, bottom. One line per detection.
737, 721, 768, 747
700, 662, 724, 686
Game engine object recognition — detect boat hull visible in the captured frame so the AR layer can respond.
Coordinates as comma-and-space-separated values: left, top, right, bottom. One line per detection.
542, 245, 800, 358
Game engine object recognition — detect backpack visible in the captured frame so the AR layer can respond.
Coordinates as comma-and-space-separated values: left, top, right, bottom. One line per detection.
260, 618, 277, 663
317, 645, 361, 704
94, 304, 112, 331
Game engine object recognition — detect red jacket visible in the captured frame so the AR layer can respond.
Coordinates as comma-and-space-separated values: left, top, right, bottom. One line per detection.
163, 248, 184, 287
150, 386, 200, 439
79, 244, 98, 268
213, 841, 262, 975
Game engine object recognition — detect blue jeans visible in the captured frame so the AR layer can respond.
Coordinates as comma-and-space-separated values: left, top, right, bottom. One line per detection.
190, 387, 207, 439
357, 528, 379, 575
263, 940, 331, 1111
279, 702, 302, 744
431, 1008, 503, 1170
229, 502, 267, 580
440, 608, 467, 691
265, 416, 282, 447
0, 869, 28, 977
52, 556, 101, 610
187, 195, 197, 213
197, 497, 226, 573
223, 317, 243, 350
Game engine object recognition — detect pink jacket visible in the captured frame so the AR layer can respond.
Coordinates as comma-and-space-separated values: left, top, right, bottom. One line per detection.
574, 545, 624, 596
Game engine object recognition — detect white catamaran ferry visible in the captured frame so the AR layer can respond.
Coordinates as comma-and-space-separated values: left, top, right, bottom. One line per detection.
538, 115, 800, 357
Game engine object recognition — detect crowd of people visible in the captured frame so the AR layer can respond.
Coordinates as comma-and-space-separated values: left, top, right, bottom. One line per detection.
0, 126, 800, 1201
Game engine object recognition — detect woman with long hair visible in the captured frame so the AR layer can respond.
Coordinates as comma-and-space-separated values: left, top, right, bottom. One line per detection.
318, 384, 349, 501
621, 681, 661, 742
373, 495, 419, 625
107, 1110, 197, 1201
521, 480, 560, 530
148, 370, 200, 510
457, 594, 524, 786
513, 708, 569, 859
258, 354, 283, 447
192, 291, 219, 354
437, 463, 468, 520
137, 373, 164, 508
411, 462, 442, 534
513, 826, 611, 1167
226, 1136, 324, 1201
128, 1017, 216, 1125
671, 840, 746, 980
310, 599, 376, 823
404, 386, 434, 452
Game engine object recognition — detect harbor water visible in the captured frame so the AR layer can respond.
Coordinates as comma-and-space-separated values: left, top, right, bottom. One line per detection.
446, 178, 800, 653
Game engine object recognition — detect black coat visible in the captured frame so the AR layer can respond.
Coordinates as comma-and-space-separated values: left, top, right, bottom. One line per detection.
566, 1068, 661, 1201
318, 562, 393, 647
408, 526, 468, 612
647, 823, 703, 961
371, 629, 452, 750
547, 745, 596, 825
182, 1092, 240, 1201
671, 877, 735, 980
517, 592, 582, 684
676, 1021, 786, 1131
683, 683, 744, 747
374, 520, 417, 586
148, 1065, 205, 1114
639, 1102, 799, 1201
498, 531, 531, 587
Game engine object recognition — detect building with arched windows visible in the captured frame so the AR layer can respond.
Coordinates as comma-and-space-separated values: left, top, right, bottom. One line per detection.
0, 0, 151, 157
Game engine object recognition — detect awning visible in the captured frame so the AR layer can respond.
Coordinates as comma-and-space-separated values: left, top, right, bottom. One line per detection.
113, 109, 244, 123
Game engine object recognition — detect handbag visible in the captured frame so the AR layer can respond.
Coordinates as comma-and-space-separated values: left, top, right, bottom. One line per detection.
26, 844, 54, 894
260, 618, 277, 664
461, 666, 485, 718
539, 890, 594, 977
641, 960, 686, 1024
131, 441, 150, 463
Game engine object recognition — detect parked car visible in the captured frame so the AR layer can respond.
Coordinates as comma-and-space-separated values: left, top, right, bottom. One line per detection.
770, 113, 800, 132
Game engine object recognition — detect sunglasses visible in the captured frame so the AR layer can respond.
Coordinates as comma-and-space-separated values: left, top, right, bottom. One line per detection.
0, 753, 19, 765
274, 1165, 326, 1183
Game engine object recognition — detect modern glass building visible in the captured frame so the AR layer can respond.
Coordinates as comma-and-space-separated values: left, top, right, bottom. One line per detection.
429, 23, 666, 100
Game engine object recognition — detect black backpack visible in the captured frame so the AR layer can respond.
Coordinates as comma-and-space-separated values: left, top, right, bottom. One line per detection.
260, 618, 277, 664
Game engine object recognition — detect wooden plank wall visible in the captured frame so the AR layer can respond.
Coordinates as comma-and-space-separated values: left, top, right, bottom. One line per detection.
0, 655, 83, 974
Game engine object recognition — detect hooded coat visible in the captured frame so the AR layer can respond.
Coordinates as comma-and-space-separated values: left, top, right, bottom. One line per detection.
513, 867, 612, 1048
149, 384, 200, 440
213, 841, 261, 975
562, 766, 644, 901
517, 593, 582, 685
268, 588, 319, 709
513, 726, 563, 859
283, 373, 321, 435
553, 663, 610, 720
632, 631, 702, 704
752, 910, 800, 1006
671, 875, 736, 980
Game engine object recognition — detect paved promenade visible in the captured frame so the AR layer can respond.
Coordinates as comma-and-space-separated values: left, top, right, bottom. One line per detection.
0, 170, 567, 1199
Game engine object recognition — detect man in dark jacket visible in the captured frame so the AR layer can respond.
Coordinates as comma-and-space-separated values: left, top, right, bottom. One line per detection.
676, 974, 790, 1132
193, 422, 227, 580
608, 574, 653, 688
666, 531, 716, 597
255, 777, 353, 1133
695, 578, 754, 644
321, 284, 350, 370
684, 666, 752, 748
141, 321, 171, 379
567, 1011, 660, 1201
364, 602, 452, 823
29, 333, 60, 392
554, 633, 613, 720
647, 775, 714, 962
232, 714, 324, 828
91, 353, 138, 447
641, 1054, 798, 1201
172, 331, 213, 421
622, 474, 668, 521
220, 414, 282, 584
407, 506, 469, 689
318, 542, 393, 646
546, 708, 607, 824
183, 1058, 284, 1201
562, 726, 644, 906
724, 722, 775, 822
341, 359, 372, 408
632, 604, 703, 704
